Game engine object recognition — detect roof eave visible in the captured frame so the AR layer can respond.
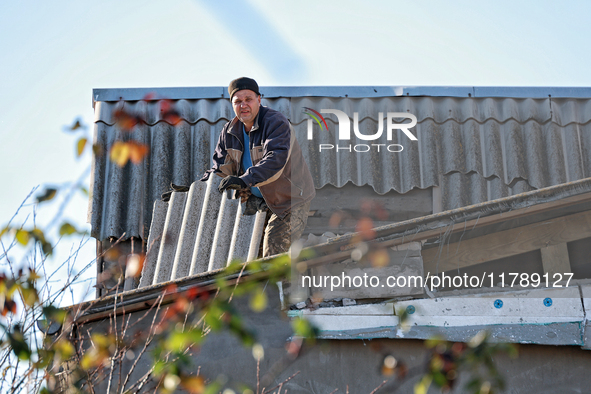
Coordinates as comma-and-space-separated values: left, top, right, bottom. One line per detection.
92, 86, 591, 107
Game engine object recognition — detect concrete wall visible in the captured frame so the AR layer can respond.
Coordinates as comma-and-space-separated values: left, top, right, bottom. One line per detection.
71, 286, 591, 393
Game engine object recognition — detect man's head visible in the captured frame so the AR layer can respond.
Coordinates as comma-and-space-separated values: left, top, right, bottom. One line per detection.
229, 77, 261, 130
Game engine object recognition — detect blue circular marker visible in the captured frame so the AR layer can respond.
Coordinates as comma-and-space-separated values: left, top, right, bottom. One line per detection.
406, 305, 415, 315
544, 298, 553, 307
494, 299, 503, 309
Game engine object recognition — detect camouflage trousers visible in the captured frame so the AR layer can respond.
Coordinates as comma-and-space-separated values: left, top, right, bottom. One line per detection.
262, 201, 311, 258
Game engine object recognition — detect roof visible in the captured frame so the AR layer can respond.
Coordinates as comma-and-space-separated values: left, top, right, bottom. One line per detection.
92, 86, 591, 103
77, 177, 591, 348
89, 85, 591, 241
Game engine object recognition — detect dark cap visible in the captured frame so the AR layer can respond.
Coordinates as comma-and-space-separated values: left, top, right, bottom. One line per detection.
228, 77, 260, 99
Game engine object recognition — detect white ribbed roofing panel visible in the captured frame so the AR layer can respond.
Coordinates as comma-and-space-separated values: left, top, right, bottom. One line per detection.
90, 93, 591, 240
138, 177, 265, 288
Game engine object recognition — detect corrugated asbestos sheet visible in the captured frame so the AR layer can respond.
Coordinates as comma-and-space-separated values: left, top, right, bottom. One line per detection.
90, 90, 591, 240
136, 176, 266, 288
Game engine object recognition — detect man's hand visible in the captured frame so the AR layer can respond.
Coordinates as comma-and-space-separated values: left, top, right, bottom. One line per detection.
243, 195, 268, 215
218, 176, 247, 193
236, 188, 252, 203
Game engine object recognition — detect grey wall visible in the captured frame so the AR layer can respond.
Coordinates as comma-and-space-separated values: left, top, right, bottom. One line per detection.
72, 286, 591, 393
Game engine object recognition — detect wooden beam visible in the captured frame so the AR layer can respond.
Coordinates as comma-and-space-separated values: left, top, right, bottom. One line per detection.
541, 243, 572, 275
379, 192, 591, 249
423, 210, 591, 272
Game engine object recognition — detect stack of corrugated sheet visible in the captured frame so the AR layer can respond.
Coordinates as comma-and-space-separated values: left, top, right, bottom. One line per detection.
137, 176, 266, 288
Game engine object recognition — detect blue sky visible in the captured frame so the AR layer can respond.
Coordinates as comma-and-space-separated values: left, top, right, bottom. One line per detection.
1, 0, 590, 303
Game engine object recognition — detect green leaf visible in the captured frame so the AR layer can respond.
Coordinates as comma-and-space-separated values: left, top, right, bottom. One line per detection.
41, 241, 53, 256
35, 349, 54, 369
27, 228, 53, 255
165, 328, 203, 352
203, 382, 221, 394
9, 329, 32, 361
36, 188, 58, 203
205, 316, 223, 331
59, 222, 77, 237
432, 371, 448, 387
153, 359, 167, 376
76, 137, 87, 157
43, 305, 68, 323
291, 317, 317, 338
53, 339, 75, 360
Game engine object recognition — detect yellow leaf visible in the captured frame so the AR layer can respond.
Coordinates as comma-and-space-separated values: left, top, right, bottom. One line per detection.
54, 339, 75, 360
15, 229, 30, 246
28, 270, 42, 282
76, 137, 87, 157
110, 141, 130, 167
414, 375, 432, 394
20, 287, 39, 307
91, 333, 110, 348
80, 350, 99, 370
59, 222, 77, 237
249, 289, 267, 312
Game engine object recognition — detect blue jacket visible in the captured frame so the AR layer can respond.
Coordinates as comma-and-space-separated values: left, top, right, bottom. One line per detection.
202, 106, 315, 218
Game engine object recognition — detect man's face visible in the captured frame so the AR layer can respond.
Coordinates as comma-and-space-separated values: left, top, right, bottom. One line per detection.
232, 89, 261, 129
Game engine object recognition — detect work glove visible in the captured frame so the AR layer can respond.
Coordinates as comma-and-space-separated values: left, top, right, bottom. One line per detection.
218, 176, 247, 193
243, 195, 268, 215
161, 183, 190, 202
236, 188, 252, 203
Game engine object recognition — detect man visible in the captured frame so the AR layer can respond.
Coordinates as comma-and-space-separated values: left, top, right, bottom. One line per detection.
201, 77, 315, 257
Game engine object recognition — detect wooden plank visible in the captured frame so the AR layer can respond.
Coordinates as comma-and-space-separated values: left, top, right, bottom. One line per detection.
423, 210, 591, 272
394, 286, 583, 325
304, 315, 398, 332
301, 304, 394, 316
541, 243, 572, 275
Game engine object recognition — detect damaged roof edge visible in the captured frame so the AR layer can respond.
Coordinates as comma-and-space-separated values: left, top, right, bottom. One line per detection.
92, 86, 591, 105
68, 252, 285, 323
69, 266, 240, 323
